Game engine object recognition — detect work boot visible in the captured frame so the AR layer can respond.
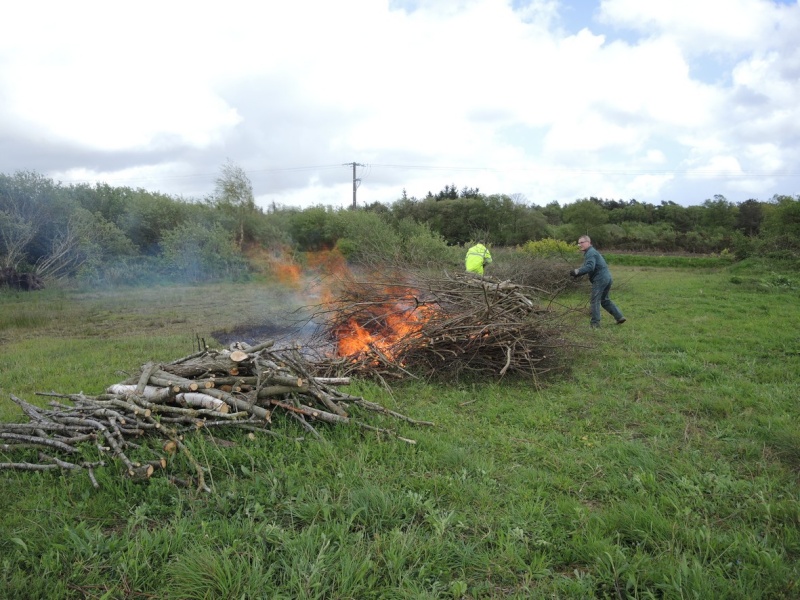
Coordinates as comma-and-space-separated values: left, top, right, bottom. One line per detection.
616, 317, 627, 325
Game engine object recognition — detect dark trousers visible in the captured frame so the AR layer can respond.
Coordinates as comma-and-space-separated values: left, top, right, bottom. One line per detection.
590, 279, 624, 326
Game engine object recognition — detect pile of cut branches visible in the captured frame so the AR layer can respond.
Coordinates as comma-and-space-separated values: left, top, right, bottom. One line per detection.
0, 340, 431, 491
489, 254, 580, 295
309, 270, 578, 383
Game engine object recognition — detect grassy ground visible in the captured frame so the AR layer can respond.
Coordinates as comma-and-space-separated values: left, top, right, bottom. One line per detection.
1, 262, 798, 599
603, 253, 736, 269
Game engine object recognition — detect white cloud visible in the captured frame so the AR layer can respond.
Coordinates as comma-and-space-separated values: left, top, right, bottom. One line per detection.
1, 0, 799, 208
597, 0, 786, 55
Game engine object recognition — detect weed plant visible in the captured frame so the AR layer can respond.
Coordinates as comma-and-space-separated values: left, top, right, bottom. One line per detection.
1, 263, 798, 599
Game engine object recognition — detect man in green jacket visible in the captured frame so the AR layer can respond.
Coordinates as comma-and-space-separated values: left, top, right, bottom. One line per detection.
465, 240, 492, 276
570, 235, 626, 328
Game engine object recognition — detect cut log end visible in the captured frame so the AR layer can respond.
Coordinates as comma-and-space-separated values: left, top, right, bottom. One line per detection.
229, 350, 249, 362
128, 464, 155, 480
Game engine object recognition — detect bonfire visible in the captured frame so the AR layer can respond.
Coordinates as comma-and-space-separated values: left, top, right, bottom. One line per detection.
308, 267, 575, 384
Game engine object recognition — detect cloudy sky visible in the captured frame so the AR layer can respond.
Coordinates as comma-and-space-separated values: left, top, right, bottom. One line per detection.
2, 0, 798, 210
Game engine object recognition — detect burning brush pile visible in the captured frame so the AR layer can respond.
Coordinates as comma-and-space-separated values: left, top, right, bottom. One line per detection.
0, 340, 431, 491
308, 269, 575, 384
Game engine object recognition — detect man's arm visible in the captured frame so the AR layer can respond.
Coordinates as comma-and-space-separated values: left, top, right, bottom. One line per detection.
574, 250, 597, 276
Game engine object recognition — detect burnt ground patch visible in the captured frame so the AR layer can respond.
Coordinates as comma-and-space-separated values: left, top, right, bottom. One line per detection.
211, 319, 323, 350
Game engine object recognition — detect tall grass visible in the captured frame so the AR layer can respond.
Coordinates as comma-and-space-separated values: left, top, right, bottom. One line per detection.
1, 263, 798, 599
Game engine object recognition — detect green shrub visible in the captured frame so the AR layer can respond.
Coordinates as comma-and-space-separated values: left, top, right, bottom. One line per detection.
328, 212, 454, 267
521, 237, 579, 259
160, 222, 249, 283
395, 218, 454, 266
326, 210, 399, 264
333, 237, 358, 260
729, 231, 755, 260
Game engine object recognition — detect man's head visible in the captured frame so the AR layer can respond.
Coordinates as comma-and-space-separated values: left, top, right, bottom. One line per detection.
578, 236, 592, 251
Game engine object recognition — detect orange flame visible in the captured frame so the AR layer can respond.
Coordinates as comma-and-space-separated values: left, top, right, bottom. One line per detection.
273, 263, 302, 286
307, 248, 348, 275
334, 300, 436, 360
336, 319, 377, 356
244, 244, 303, 287
248, 244, 439, 362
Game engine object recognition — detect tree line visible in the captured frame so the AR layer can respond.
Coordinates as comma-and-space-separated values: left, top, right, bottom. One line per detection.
1, 167, 798, 287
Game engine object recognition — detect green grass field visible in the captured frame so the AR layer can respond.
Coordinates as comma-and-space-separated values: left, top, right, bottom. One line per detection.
1, 261, 798, 599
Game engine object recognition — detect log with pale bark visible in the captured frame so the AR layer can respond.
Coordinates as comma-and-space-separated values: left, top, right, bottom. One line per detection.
0, 341, 432, 491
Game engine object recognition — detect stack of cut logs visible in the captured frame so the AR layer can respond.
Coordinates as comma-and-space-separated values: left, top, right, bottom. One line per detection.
0, 340, 431, 491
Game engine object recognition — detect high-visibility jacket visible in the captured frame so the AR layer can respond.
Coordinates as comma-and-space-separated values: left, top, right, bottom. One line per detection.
465, 243, 492, 275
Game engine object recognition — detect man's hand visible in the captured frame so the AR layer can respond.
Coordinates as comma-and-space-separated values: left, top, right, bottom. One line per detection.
569, 269, 579, 277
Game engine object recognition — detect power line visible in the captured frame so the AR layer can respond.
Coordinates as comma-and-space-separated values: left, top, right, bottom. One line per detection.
45, 161, 800, 193
367, 163, 800, 177
246, 164, 345, 174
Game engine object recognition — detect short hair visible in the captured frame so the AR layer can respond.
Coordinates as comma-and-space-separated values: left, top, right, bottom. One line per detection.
578, 235, 591, 244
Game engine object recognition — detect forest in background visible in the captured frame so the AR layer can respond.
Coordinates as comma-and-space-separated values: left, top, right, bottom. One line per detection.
1, 165, 798, 287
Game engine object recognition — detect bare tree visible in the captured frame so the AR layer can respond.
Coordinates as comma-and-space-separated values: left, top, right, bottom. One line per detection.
1, 172, 87, 280
34, 221, 86, 280
0, 192, 42, 269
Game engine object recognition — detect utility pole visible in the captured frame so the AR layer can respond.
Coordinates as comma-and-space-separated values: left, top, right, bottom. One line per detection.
344, 162, 364, 208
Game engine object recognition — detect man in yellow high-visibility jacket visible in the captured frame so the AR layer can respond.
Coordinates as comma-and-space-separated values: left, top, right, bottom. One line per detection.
465, 240, 492, 276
